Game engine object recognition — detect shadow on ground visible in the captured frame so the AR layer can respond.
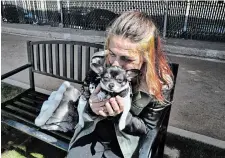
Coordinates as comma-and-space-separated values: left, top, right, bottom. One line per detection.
1, 124, 67, 158
1, 82, 225, 158
164, 133, 225, 158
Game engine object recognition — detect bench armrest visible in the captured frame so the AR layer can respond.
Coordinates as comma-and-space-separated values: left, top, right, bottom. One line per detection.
138, 106, 171, 158
1, 64, 32, 80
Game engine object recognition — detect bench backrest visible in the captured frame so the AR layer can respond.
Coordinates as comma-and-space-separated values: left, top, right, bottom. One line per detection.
27, 40, 104, 88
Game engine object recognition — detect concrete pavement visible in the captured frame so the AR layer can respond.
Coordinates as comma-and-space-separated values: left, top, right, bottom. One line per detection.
1, 28, 225, 146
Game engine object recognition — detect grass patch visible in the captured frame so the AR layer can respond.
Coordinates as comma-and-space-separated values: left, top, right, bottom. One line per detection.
1, 82, 25, 103
2, 150, 26, 158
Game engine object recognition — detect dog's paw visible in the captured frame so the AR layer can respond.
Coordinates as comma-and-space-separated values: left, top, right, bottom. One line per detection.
97, 91, 106, 101
119, 120, 126, 131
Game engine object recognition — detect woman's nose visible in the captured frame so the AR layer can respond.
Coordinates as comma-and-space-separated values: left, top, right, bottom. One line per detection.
111, 60, 121, 67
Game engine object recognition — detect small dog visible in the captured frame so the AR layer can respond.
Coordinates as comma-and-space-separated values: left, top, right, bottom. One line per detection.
97, 66, 140, 130
77, 64, 140, 130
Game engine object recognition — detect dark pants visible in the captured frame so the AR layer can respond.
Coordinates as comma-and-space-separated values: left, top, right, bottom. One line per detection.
67, 120, 124, 158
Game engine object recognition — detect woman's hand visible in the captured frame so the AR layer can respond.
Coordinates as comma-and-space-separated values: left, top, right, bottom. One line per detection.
89, 84, 124, 117
89, 84, 108, 116
106, 96, 124, 116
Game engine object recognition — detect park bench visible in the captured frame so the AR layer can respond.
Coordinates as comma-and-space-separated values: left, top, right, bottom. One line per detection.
1, 40, 178, 158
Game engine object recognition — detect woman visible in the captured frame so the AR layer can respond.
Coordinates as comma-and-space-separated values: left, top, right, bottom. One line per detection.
67, 11, 173, 158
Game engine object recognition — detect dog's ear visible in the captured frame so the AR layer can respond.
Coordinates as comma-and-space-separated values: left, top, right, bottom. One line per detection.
126, 69, 141, 81
90, 57, 104, 75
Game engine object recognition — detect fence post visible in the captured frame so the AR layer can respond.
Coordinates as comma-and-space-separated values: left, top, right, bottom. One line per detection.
58, 0, 63, 28
1, 1, 5, 22
163, 0, 168, 39
183, 0, 190, 38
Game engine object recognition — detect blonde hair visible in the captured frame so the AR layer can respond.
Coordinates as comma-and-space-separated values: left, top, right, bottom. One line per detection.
105, 11, 173, 102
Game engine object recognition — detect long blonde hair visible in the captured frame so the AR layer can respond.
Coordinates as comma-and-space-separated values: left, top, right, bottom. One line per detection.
105, 11, 173, 102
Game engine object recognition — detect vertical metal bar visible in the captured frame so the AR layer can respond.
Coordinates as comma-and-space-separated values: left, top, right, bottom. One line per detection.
157, 106, 172, 158
191, 2, 196, 38
42, 44, 47, 72
62, 44, 67, 77
85, 46, 90, 76
70, 44, 74, 79
77, 45, 82, 81
55, 44, 60, 75
183, 0, 190, 33
36, 44, 40, 71
27, 41, 35, 90
175, 1, 178, 38
48, 44, 53, 74
163, 0, 168, 38
59, 0, 63, 27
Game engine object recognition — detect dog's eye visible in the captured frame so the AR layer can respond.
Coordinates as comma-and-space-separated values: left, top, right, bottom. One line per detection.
116, 79, 123, 83
103, 77, 109, 81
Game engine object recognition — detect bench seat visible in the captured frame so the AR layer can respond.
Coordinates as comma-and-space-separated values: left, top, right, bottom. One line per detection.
2, 88, 74, 151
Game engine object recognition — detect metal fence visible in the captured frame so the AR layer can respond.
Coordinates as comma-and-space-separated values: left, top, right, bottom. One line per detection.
1, 0, 225, 42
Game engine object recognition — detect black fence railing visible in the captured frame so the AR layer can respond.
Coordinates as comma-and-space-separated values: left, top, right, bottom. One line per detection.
1, 0, 225, 42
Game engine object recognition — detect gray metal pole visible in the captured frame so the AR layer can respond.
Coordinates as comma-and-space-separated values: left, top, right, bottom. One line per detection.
163, 0, 168, 39
59, 0, 63, 28
184, 0, 190, 32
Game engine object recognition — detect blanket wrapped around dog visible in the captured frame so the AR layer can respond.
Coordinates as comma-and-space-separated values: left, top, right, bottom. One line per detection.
35, 81, 81, 132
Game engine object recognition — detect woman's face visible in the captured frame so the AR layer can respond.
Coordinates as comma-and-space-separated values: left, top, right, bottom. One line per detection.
107, 36, 144, 70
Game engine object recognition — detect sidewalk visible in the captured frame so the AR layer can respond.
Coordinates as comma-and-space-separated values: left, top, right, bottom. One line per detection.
1, 24, 225, 146
2, 23, 225, 60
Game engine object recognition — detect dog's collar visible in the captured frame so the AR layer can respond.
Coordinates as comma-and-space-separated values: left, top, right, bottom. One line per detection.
101, 88, 129, 98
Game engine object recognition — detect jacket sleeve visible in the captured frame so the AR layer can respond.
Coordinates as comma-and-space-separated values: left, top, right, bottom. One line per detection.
122, 89, 171, 136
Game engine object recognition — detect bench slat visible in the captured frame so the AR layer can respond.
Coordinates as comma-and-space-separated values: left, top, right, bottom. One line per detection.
2, 119, 69, 151
62, 44, 67, 77
5, 104, 37, 118
48, 44, 53, 74
20, 95, 45, 105
14, 101, 40, 113
2, 106, 35, 121
36, 44, 41, 71
77, 45, 82, 81
29, 90, 49, 98
42, 44, 47, 73
27, 93, 48, 101
25, 92, 48, 101
85, 46, 90, 76
70, 44, 74, 79
55, 44, 60, 75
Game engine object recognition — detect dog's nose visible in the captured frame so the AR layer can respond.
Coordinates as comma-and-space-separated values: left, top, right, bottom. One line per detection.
108, 83, 114, 89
